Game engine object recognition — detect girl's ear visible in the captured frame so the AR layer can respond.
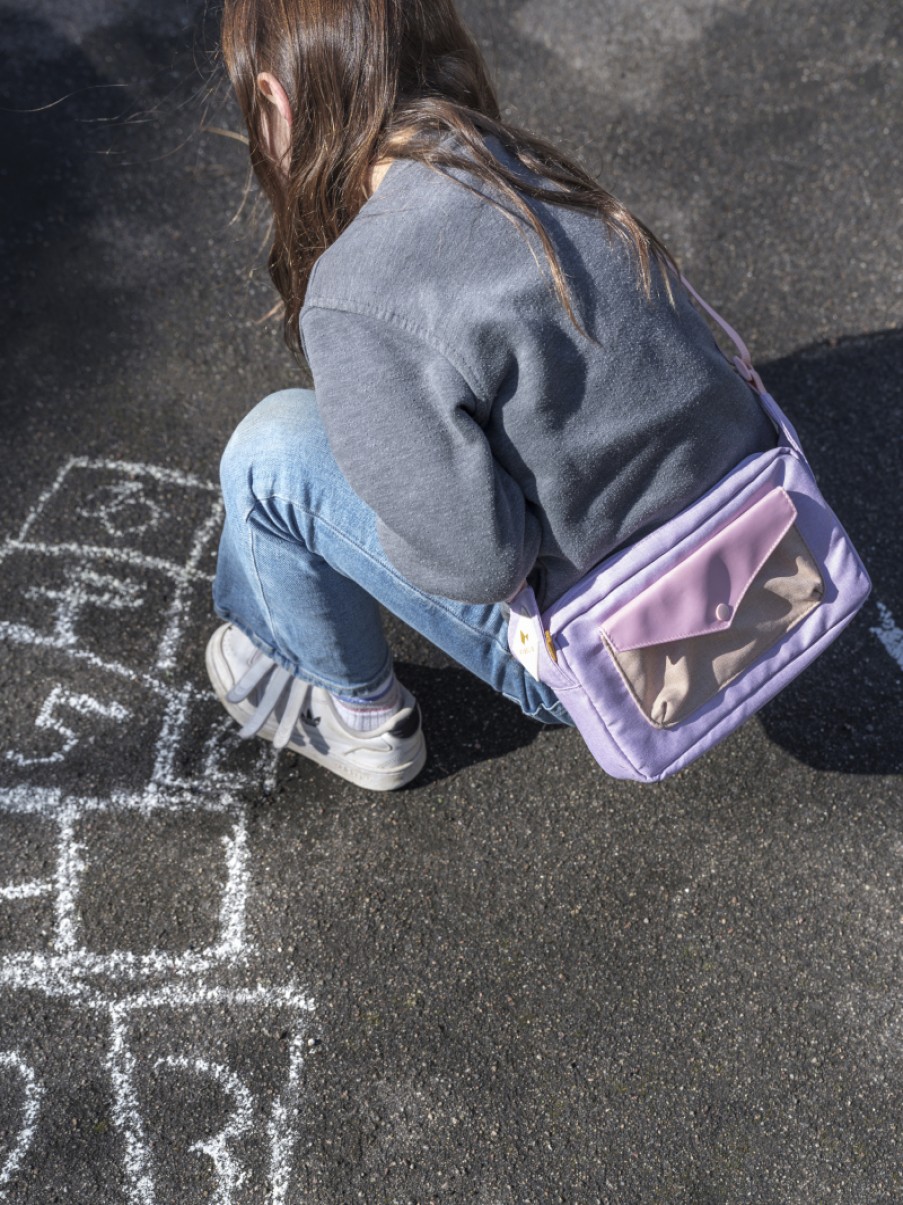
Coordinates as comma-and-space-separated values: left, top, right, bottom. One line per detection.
256, 72, 293, 127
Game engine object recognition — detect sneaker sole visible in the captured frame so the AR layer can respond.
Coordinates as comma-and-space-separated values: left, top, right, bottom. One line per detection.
205, 628, 427, 792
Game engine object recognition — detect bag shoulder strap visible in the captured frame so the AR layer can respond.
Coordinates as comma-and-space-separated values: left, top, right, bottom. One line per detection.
679, 274, 803, 456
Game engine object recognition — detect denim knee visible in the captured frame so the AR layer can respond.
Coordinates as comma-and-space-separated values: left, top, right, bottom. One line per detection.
219, 388, 323, 509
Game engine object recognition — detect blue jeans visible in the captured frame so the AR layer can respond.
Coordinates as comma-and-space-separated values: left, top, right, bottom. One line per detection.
213, 389, 573, 727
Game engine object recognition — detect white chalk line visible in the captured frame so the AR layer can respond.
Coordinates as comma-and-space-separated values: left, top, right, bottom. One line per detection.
15, 458, 83, 544
93, 983, 315, 1014
3, 470, 223, 685
0, 1051, 44, 1195
262, 745, 280, 797
0, 805, 250, 992
156, 498, 224, 672
0, 636, 272, 805
199, 718, 263, 792
0, 881, 53, 901
266, 1027, 308, 1205
0, 631, 268, 796
53, 803, 84, 956
3, 479, 225, 784
0, 990, 312, 1204
0, 786, 63, 816
0, 951, 248, 997
217, 813, 250, 959
109, 1007, 156, 1205
145, 682, 273, 799
871, 600, 903, 675
0, 750, 273, 991
1, 784, 170, 817
16, 457, 217, 544
156, 1056, 254, 1203
3, 460, 238, 794
1, 539, 214, 585
3, 457, 216, 696
149, 681, 199, 790
0, 784, 253, 819
0, 625, 192, 700
71, 457, 220, 495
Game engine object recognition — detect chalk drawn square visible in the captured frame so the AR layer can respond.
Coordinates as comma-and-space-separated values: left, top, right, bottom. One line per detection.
107, 990, 312, 1205
0, 647, 165, 795
0, 546, 186, 675
19, 460, 220, 568
77, 811, 236, 958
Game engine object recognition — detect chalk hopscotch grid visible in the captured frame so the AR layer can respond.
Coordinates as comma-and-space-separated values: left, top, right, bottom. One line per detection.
0, 457, 258, 984
0, 458, 313, 1205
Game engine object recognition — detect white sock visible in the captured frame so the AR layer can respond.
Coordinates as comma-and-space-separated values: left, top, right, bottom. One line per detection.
331, 671, 403, 732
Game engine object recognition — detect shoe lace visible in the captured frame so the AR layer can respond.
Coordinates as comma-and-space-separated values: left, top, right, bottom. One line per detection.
226, 655, 313, 751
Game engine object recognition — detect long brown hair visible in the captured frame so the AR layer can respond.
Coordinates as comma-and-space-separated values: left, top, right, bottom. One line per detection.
221, 0, 674, 359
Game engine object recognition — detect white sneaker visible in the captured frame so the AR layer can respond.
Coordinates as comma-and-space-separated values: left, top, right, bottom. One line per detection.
205, 624, 427, 791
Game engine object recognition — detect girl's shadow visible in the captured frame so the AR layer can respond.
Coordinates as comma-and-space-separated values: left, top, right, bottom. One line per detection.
391, 659, 556, 785
755, 327, 902, 775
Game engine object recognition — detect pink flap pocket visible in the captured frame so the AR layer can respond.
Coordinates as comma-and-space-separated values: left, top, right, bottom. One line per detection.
603, 488, 798, 652
600, 487, 824, 728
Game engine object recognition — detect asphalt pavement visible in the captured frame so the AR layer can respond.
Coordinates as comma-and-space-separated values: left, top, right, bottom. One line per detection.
1, 1, 901, 1201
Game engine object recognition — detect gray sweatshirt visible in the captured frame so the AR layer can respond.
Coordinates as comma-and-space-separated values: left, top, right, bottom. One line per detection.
300, 136, 774, 610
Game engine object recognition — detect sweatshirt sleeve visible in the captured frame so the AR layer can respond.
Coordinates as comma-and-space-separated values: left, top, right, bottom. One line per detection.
300, 304, 541, 604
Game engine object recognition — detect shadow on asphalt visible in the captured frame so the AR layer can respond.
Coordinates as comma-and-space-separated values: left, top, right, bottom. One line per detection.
0, 11, 109, 386
393, 660, 553, 786
756, 328, 903, 776
0, 3, 222, 426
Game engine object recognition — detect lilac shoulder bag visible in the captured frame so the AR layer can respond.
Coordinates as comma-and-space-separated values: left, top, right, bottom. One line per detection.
507, 280, 871, 782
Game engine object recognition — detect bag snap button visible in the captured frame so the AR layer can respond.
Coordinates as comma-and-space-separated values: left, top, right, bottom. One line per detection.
715, 602, 732, 622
